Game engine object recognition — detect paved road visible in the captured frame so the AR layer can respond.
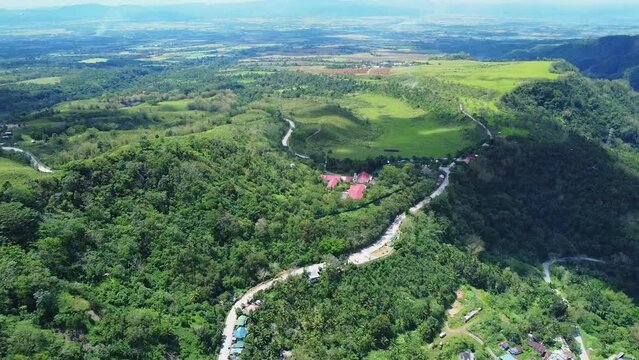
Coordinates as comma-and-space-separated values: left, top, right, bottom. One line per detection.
281, 118, 310, 159
1, 146, 53, 173
218, 164, 456, 359
542, 256, 606, 284
541, 257, 605, 360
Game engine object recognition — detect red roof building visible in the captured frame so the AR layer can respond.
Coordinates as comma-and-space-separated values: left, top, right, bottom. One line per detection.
528, 340, 546, 356
321, 174, 342, 190
356, 172, 372, 184
347, 184, 367, 200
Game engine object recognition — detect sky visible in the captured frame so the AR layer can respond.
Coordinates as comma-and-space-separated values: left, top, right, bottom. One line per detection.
0, 0, 636, 9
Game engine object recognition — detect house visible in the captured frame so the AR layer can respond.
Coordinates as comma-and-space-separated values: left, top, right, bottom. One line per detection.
233, 326, 248, 340
321, 174, 342, 190
545, 349, 576, 360
235, 315, 248, 327
458, 155, 477, 165
459, 352, 475, 360
508, 347, 523, 355
356, 172, 372, 184
527, 339, 546, 356
500, 354, 517, 360
347, 184, 367, 200
307, 266, 321, 283
461, 308, 481, 323
280, 350, 293, 359
499, 342, 510, 351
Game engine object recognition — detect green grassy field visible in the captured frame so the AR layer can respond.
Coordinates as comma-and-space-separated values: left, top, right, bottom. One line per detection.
392, 60, 558, 94
284, 93, 480, 159
0, 157, 48, 186
79, 58, 109, 64
16, 76, 62, 85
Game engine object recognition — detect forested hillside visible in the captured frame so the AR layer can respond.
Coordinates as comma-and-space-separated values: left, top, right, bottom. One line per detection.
0, 115, 433, 358
509, 35, 639, 90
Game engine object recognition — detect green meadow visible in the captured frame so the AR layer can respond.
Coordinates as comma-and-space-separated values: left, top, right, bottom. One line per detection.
0, 157, 48, 187
284, 93, 480, 160
392, 60, 558, 94
16, 76, 62, 85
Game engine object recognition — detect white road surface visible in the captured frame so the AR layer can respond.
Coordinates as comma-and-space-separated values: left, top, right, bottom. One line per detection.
1, 146, 53, 173
541, 256, 605, 360
542, 256, 606, 284
281, 118, 310, 159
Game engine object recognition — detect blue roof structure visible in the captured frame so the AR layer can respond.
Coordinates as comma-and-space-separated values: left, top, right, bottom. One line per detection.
500, 354, 517, 360
233, 326, 248, 339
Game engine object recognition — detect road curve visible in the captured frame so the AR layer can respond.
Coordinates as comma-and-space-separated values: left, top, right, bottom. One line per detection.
218, 164, 455, 359
281, 118, 310, 159
542, 256, 606, 284
1, 146, 54, 173
218, 106, 493, 359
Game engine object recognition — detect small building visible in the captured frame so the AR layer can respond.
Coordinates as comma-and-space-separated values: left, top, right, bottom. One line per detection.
439, 332, 447, 338
356, 172, 372, 184
461, 307, 481, 323
307, 265, 321, 283
459, 352, 475, 360
509, 347, 523, 355
500, 354, 517, 360
280, 350, 293, 359
458, 155, 477, 165
527, 339, 546, 356
499, 341, 510, 350
233, 326, 248, 340
235, 315, 248, 327
347, 184, 367, 200
321, 174, 342, 190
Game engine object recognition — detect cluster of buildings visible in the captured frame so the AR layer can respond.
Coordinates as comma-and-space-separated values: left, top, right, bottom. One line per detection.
498, 335, 577, 360
229, 300, 262, 359
1, 131, 12, 140
321, 171, 374, 200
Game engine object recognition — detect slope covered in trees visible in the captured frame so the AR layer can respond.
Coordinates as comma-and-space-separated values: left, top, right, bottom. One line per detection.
509, 35, 639, 90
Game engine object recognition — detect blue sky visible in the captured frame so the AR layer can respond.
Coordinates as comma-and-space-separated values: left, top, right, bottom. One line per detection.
1, 0, 635, 9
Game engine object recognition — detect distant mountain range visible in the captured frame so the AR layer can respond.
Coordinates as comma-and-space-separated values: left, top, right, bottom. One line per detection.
1, 1, 639, 26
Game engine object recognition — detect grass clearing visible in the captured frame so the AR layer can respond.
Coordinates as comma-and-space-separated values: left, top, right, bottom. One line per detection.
16, 76, 62, 85
79, 58, 109, 64
284, 94, 480, 160
392, 60, 558, 94
0, 157, 48, 186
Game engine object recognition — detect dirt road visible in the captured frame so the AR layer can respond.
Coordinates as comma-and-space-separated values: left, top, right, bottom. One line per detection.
542, 256, 606, 284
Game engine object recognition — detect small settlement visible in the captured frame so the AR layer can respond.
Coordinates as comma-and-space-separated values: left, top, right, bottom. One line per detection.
321, 171, 374, 200
228, 300, 262, 359
497, 335, 578, 360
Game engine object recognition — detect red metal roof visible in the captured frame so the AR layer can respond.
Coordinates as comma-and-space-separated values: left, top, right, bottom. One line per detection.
348, 184, 366, 200
356, 172, 371, 184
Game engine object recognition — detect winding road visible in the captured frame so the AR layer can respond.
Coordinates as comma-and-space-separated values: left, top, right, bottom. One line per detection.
218, 106, 492, 359
542, 256, 606, 284
542, 256, 606, 360
460, 104, 493, 140
1, 146, 53, 173
281, 118, 310, 159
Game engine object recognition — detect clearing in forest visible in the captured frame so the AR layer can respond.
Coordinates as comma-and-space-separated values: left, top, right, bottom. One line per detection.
283, 94, 480, 160
0, 157, 48, 187
391, 60, 559, 94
